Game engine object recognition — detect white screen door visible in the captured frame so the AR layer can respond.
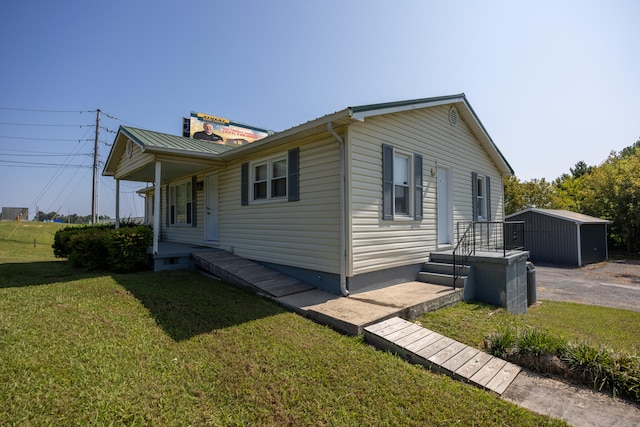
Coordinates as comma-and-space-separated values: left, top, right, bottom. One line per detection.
437, 167, 453, 245
205, 174, 219, 242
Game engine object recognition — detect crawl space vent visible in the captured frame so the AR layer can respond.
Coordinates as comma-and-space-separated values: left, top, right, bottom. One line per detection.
449, 107, 458, 126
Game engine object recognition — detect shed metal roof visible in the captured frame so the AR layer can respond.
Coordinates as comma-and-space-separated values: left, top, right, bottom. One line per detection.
506, 208, 611, 224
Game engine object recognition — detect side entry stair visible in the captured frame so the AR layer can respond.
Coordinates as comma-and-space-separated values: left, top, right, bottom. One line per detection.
418, 252, 469, 289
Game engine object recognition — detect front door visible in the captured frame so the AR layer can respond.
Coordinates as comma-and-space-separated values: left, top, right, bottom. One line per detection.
437, 166, 453, 246
205, 173, 219, 242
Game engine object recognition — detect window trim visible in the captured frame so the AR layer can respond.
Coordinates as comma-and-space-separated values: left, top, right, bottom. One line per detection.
250, 154, 288, 203
382, 144, 423, 221
169, 178, 195, 226
472, 172, 492, 222
393, 150, 412, 218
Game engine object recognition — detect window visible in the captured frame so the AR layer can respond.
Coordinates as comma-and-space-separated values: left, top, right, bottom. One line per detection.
476, 175, 486, 219
241, 148, 299, 206
382, 144, 423, 220
169, 180, 193, 225
472, 172, 491, 221
251, 155, 287, 202
394, 153, 410, 216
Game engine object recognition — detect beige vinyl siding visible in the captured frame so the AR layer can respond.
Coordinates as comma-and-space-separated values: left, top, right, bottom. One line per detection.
114, 143, 154, 180
162, 175, 206, 244
348, 104, 505, 275
217, 134, 342, 273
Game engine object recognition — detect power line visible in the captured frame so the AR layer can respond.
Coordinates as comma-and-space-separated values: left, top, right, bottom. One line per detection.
0, 121, 93, 127
0, 152, 92, 157
0, 135, 93, 142
0, 159, 90, 168
0, 107, 93, 113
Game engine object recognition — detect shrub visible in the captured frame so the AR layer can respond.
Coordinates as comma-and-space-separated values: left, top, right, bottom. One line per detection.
53, 224, 112, 258
67, 227, 110, 270
106, 226, 153, 272
53, 224, 152, 273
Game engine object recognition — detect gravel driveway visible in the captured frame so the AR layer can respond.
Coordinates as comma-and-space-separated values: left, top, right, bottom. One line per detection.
534, 260, 640, 312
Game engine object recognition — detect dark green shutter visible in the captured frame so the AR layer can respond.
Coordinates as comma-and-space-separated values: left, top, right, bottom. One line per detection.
382, 144, 394, 220
166, 185, 171, 226
288, 148, 300, 202
486, 176, 492, 221
191, 176, 197, 227
414, 153, 423, 220
241, 163, 249, 206
471, 172, 478, 221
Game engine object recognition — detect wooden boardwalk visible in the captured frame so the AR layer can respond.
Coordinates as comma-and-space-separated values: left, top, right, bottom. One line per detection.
192, 250, 314, 298
364, 317, 521, 395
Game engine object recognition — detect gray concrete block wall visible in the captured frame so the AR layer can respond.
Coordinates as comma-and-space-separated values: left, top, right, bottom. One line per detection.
469, 252, 529, 314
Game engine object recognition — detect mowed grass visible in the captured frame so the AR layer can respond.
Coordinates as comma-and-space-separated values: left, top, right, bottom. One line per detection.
418, 301, 640, 355
0, 222, 566, 426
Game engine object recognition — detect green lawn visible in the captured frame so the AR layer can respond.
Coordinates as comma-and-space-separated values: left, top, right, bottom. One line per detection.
418, 300, 640, 355
0, 222, 568, 426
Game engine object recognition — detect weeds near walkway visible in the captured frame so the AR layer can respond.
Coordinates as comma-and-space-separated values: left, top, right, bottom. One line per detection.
419, 301, 640, 404
486, 325, 640, 403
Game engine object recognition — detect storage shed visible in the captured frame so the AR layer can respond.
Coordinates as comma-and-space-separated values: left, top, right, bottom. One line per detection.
506, 208, 610, 266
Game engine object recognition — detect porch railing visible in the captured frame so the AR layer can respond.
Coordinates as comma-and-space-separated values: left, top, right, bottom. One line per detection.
452, 221, 525, 288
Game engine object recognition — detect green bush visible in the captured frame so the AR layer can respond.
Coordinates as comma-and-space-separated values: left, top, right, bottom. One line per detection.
106, 226, 153, 272
52, 224, 112, 258
53, 224, 152, 273
68, 227, 110, 270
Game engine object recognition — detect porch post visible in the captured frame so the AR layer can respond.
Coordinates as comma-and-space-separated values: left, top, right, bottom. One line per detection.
152, 161, 162, 255
115, 179, 120, 229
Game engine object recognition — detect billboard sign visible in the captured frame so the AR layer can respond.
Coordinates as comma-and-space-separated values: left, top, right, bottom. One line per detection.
183, 112, 272, 147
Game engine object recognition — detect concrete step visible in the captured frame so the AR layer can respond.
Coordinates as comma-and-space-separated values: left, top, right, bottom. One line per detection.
417, 271, 467, 288
423, 261, 469, 276
429, 251, 455, 264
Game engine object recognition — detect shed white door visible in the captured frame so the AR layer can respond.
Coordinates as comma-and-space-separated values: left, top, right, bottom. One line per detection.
205, 174, 219, 242
437, 167, 453, 246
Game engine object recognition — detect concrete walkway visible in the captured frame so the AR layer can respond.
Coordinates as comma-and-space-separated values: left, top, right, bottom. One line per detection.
273, 278, 640, 426
193, 250, 640, 425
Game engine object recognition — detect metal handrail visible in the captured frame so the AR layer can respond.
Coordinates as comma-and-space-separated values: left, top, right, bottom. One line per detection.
452, 222, 473, 289
451, 221, 525, 288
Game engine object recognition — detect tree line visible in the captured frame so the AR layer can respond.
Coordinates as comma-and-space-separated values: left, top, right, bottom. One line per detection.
504, 139, 640, 253
35, 211, 111, 224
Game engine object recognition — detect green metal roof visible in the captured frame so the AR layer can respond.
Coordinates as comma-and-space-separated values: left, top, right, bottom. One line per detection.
120, 126, 237, 156
349, 93, 467, 114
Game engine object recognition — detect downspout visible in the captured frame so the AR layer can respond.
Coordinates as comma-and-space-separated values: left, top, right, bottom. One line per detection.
327, 122, 349, 296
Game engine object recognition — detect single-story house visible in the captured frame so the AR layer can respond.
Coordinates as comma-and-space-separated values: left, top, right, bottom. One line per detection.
104, 94, 522, 299
506, 208, 610, 266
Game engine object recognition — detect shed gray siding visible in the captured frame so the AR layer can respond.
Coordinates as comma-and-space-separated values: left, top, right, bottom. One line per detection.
511, 211, 579, 265
581, 224, 607, 265
507, 209, 608, 266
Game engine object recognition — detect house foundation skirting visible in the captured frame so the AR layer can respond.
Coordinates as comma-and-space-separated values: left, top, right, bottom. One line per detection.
256, 261, 425, 296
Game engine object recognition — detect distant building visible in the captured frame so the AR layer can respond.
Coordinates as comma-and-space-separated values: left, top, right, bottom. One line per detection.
1, 207, 29, 221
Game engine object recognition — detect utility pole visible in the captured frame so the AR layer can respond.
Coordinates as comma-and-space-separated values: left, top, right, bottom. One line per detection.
91, 109, 100, 224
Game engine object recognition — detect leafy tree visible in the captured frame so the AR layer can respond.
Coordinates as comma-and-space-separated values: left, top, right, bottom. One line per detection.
576, 147, 640, 252
569, 161, 592, 178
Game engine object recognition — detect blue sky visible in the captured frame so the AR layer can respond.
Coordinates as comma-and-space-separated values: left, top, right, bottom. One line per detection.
1, 0, 638, 218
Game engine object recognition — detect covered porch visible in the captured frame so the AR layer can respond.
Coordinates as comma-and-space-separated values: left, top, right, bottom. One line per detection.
102, 126, 236, 255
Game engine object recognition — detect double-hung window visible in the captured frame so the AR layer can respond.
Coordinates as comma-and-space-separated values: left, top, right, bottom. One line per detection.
252, 156, 287, 202
169, 180, 193, 225
241, 148, 300, 206
472, 172, 491, 221
394, 153, 411, 216
382, 144, 423, 220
